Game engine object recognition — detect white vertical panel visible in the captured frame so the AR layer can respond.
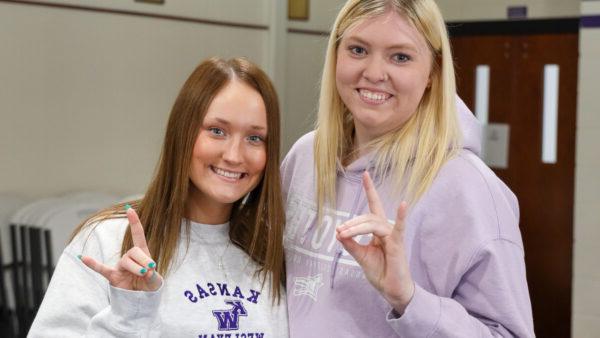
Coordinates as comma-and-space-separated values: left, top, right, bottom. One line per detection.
542, 64, 560, 164
475, 65, 490, 125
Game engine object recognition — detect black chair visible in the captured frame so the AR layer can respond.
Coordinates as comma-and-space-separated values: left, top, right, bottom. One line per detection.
0, 230, 17, 338
8, 224, 54, 337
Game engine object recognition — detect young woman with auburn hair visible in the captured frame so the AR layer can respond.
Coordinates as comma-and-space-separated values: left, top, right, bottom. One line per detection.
29, 57, 288, 337
281, 0, 534, 337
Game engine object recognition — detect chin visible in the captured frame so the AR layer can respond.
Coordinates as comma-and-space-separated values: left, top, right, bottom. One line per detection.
215, 193, 245, 205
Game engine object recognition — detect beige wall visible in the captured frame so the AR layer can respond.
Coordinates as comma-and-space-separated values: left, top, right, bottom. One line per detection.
437, 0, 580, 21
0, 1, 269, 198
573, 2, 600, 336
31, 0, 270, 25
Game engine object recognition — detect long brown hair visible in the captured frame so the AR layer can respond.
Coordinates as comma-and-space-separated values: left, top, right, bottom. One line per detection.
71, 57, 285, 300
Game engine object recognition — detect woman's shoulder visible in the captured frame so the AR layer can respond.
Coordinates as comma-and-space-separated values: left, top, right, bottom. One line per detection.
286, 131, 315, 157
416, 150, 521, 242
435, 150, 516, 202
281, 131, 315, 173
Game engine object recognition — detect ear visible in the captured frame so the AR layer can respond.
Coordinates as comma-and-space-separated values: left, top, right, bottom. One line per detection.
426, 70, 434, 89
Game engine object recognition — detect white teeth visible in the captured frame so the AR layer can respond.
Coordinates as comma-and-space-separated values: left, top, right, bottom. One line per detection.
359, 89, 390, 102
213, 167, 242, 179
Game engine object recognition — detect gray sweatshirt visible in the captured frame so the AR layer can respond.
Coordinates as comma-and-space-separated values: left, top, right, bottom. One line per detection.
29, 218, 289, 337
280, 100, 534, 337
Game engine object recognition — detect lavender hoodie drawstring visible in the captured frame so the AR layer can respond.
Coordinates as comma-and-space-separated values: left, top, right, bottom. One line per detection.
330, 248, 343, 288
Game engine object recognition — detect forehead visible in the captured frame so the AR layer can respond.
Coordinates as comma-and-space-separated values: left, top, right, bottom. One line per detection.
204, 79, 267, 128
342, 11, 429, 52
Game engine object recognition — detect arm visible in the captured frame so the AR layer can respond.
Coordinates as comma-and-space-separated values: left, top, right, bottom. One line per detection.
387, 239, 534, 337
29, 250, 162, 337
29, 209, 163, 337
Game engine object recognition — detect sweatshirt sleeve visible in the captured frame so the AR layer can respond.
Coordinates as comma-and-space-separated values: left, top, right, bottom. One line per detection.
385, 239, 534, 337
28, 223, 163, 337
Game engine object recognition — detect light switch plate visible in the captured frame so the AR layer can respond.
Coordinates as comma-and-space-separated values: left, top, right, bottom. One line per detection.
482, 123, 510, 169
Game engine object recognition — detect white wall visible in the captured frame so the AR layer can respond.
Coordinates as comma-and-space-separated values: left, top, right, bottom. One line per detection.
0, 1, 269, 198
573, 2, 600, 337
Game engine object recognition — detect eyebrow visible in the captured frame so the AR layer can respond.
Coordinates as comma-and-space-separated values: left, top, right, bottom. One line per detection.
210, 117, 267, 131
344, 36, 419, 53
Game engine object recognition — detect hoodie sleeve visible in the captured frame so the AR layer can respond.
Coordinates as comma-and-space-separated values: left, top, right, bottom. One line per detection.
28, 221, 162, 337
385, 239, 534, 337
384, 153, 534, 337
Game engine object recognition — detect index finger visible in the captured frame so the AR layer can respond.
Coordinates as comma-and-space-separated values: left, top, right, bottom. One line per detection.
126, 206, 151, 256
362, 171, 386, 217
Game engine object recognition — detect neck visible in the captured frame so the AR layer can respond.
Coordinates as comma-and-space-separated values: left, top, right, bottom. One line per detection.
344, 127, 372, 166
185, 190, 232, 225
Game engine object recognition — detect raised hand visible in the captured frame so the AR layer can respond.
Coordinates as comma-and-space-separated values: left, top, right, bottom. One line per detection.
335, 171, 415, 314
80, 206, 163, 292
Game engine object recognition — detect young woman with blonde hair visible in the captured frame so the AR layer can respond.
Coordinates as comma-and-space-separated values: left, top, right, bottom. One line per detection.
281, 0, 534, 336
30, 57, 289, 337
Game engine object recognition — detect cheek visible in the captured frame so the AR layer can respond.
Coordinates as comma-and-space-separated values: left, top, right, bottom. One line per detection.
191, 135, 215, 167
392, 70, 429, 95
335, 55, 357, 87
249, 148, 267, 175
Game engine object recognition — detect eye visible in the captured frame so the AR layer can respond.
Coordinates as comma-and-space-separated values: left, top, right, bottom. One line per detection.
208, 127, 225, 137
247, 135, 265, 144
348, 45, 367, 56
392, 53, 411, 63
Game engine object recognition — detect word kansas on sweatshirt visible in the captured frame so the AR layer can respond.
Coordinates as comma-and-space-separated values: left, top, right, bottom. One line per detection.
184, 281, 265, 337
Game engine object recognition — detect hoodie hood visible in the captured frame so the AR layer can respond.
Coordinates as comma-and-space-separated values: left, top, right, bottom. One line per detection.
456, 96, 482, 156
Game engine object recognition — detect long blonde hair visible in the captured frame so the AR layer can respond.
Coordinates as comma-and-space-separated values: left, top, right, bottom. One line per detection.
71, 57, 285, 300
314, 0, 461, 213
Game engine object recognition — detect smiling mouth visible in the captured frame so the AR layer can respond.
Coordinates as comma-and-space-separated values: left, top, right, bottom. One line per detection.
211, 166, 246, 180
357, 89, 393, 104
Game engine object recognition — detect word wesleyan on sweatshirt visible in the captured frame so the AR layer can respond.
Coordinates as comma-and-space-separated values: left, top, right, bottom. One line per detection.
198, 334, 264, 338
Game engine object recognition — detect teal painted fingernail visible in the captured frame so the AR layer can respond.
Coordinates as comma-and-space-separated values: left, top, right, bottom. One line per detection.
124, 204, 132, 210
150, 270, 157, 281
148, 262, 156, 269
77, 255, 82, 260
140, 268, 147, 275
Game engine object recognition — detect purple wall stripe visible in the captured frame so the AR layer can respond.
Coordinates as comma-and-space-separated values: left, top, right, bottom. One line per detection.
581, 16, 600, 28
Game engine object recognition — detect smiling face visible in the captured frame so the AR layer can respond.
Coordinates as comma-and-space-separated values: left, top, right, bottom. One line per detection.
187, 78, 268, 223
335, 10, 433, 147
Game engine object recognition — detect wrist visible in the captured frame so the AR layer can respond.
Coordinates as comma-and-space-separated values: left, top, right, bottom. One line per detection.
387, 281, 415, 316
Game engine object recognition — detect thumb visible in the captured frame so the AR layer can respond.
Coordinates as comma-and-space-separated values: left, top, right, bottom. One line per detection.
337, 235, 367, 266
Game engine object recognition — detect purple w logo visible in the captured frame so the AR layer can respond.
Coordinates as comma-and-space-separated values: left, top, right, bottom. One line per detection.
212, 300, 248, 331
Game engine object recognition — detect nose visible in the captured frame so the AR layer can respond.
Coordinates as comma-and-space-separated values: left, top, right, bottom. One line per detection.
222, 137, 243, 165
362, 58, 388, 83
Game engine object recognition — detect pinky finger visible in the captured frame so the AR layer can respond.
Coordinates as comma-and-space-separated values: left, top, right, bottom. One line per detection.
144, 269, 163, 289
80, 255, 114, 281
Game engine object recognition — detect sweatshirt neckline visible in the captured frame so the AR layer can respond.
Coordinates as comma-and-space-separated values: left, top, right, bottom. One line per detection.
186, 219, 230, 243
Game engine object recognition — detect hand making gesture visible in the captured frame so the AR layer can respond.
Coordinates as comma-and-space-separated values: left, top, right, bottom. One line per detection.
335, 171, 415, 315
80, 206, 162, 291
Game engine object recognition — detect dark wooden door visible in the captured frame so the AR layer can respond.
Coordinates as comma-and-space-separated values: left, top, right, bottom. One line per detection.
451, 24, 578, 338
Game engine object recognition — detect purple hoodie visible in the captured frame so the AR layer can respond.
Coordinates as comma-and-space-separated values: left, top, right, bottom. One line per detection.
281, 99, 534, 337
